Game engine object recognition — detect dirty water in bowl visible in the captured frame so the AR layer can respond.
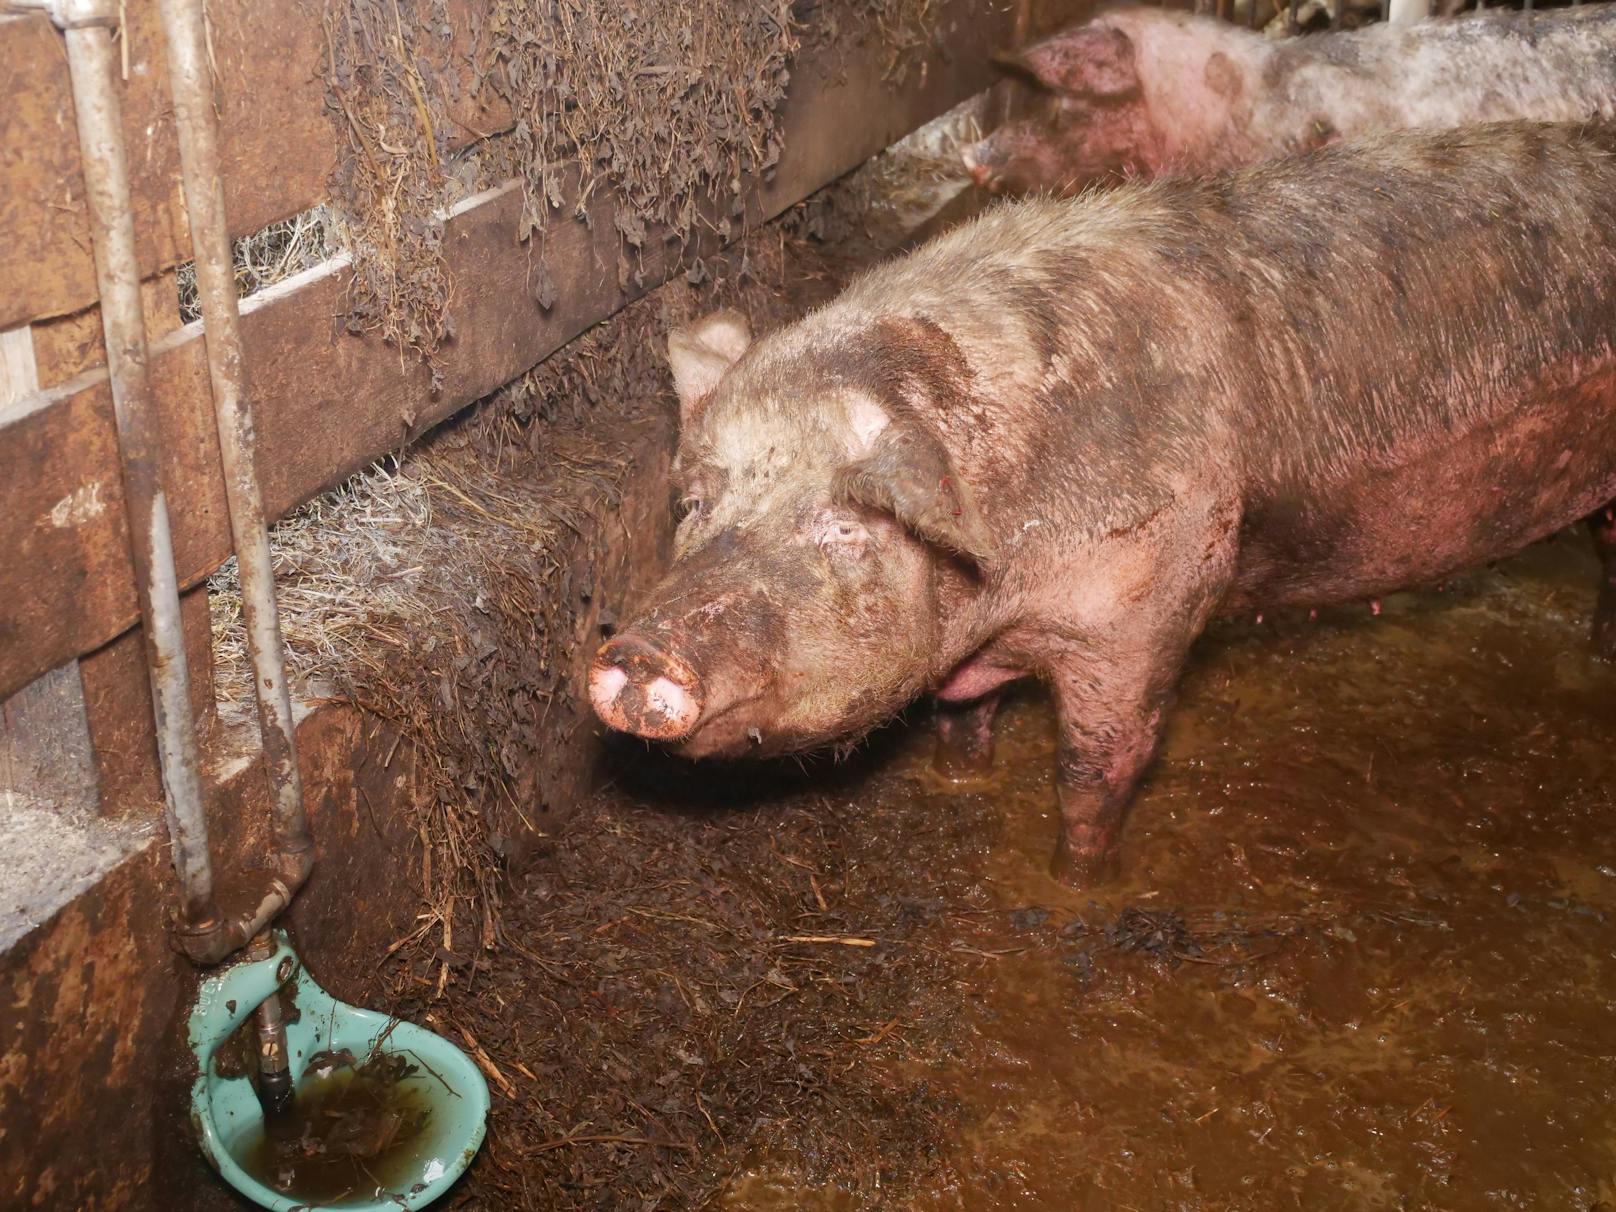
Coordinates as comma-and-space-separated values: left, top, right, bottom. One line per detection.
235, 1049, 433, 1207
718, 533, 1616, 1210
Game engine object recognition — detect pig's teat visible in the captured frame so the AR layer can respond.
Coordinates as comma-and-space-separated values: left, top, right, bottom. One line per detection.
589, 633, 704, 741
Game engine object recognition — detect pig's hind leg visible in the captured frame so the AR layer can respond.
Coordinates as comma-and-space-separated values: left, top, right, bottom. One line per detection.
933, 694, 1002, 779
1591, 502, 1616, 661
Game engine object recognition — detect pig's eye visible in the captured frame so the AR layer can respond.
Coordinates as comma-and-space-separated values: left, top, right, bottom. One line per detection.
814, 515, 869, 556
676, 496, 704, 522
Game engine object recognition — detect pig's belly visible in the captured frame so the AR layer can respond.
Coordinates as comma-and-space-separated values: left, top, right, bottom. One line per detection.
1227, 362, 1616, 611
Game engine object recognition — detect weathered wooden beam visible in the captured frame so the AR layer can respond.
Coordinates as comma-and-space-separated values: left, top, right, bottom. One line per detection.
0, 0, 1080, 702
0, 325, 98, 816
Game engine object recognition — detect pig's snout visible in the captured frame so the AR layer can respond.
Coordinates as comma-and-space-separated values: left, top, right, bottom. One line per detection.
961, 143, 997, 190
590, 633, 703, 741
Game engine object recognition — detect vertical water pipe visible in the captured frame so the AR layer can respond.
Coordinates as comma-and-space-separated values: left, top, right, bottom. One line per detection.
42, 0, 224, 932
14, 0, 315, 962
155, 0, 315, 961
1388, 0, 1431, 24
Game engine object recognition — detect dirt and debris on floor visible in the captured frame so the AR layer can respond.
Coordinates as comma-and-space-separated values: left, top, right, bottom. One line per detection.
434, 532, 1615, 1210
432, 742, 984, 1208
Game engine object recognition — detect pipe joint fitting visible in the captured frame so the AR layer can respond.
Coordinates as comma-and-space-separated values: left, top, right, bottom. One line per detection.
170, 845, 315, 966
45, 0, 117, 30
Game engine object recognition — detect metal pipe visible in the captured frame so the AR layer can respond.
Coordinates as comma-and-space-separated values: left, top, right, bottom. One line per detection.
30, 0, 312, 965
52, 0, 221, 930
249, 931, 294, 1119
177, 864, 312, 965
149, 0, 315, 965
156, 0, 313, 874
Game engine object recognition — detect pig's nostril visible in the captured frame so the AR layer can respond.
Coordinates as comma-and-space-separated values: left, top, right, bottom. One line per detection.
593, 664, 628, 704
645, 676, 697, 728
588, 636, 704, 740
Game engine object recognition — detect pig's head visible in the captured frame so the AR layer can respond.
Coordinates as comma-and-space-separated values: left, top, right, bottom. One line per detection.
589, 308, 997, 760
962, 23, 1163, 195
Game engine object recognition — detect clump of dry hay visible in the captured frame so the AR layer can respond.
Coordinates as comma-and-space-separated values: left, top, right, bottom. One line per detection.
478, 0, 797, 293
320, 0, 458, 386
175, 207, 335, 323
318, 0, 937, 379
210, 306, 662, 968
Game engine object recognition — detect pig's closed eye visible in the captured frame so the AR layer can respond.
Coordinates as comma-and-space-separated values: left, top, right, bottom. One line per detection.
676, 496, 704, 522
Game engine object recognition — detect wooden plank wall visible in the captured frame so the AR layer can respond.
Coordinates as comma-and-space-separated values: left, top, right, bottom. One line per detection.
0, 0, 1085, 704
0, 1, 503, 329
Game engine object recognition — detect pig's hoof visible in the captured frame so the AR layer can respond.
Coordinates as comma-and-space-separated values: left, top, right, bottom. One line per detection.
1049, 838, 1119, 888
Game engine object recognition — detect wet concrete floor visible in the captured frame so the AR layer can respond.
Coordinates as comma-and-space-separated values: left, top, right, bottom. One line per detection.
720, 532, 1616, 1210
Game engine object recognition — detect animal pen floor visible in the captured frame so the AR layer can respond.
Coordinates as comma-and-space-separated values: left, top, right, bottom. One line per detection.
217, 156, 1616, 1208
436, 533, 1616, 1211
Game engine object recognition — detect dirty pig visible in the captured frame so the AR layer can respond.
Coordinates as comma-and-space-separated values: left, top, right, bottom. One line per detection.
590, 120, 1616, 886
962, 5, 1616, 196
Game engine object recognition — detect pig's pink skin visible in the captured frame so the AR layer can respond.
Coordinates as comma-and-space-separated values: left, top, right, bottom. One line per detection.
967, 5, 1616, 197
596, 122, 1616, 886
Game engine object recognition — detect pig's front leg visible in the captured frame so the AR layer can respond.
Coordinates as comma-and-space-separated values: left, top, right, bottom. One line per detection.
1047, 650, 1184, 886
1591, 503, 1616, 661
933, 693, 1002, 779
1041, 507, 1236, 885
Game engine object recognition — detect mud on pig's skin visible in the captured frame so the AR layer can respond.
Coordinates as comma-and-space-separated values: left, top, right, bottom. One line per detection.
592, 119, 1616, 886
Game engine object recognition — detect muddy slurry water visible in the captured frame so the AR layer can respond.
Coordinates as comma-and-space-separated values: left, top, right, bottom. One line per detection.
721, 534, 1616, 1210
235, 1049, 432, 1206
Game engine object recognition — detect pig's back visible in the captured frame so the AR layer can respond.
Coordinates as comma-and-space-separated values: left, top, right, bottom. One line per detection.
1269, 6, 1616, 139
843, 121, 1616, 604
1203, 121, 1616, 602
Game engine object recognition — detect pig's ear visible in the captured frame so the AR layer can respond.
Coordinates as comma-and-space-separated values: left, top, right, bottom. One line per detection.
995, 27, 1139, 99
668, 309, 752, 422
834, 420, 998, 571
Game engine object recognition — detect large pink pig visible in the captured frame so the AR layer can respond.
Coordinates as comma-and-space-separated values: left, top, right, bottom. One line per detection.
591, 122, 1616, 884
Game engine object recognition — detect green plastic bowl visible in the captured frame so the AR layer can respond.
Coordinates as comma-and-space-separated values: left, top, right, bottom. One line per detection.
188, 930, 489, 1211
